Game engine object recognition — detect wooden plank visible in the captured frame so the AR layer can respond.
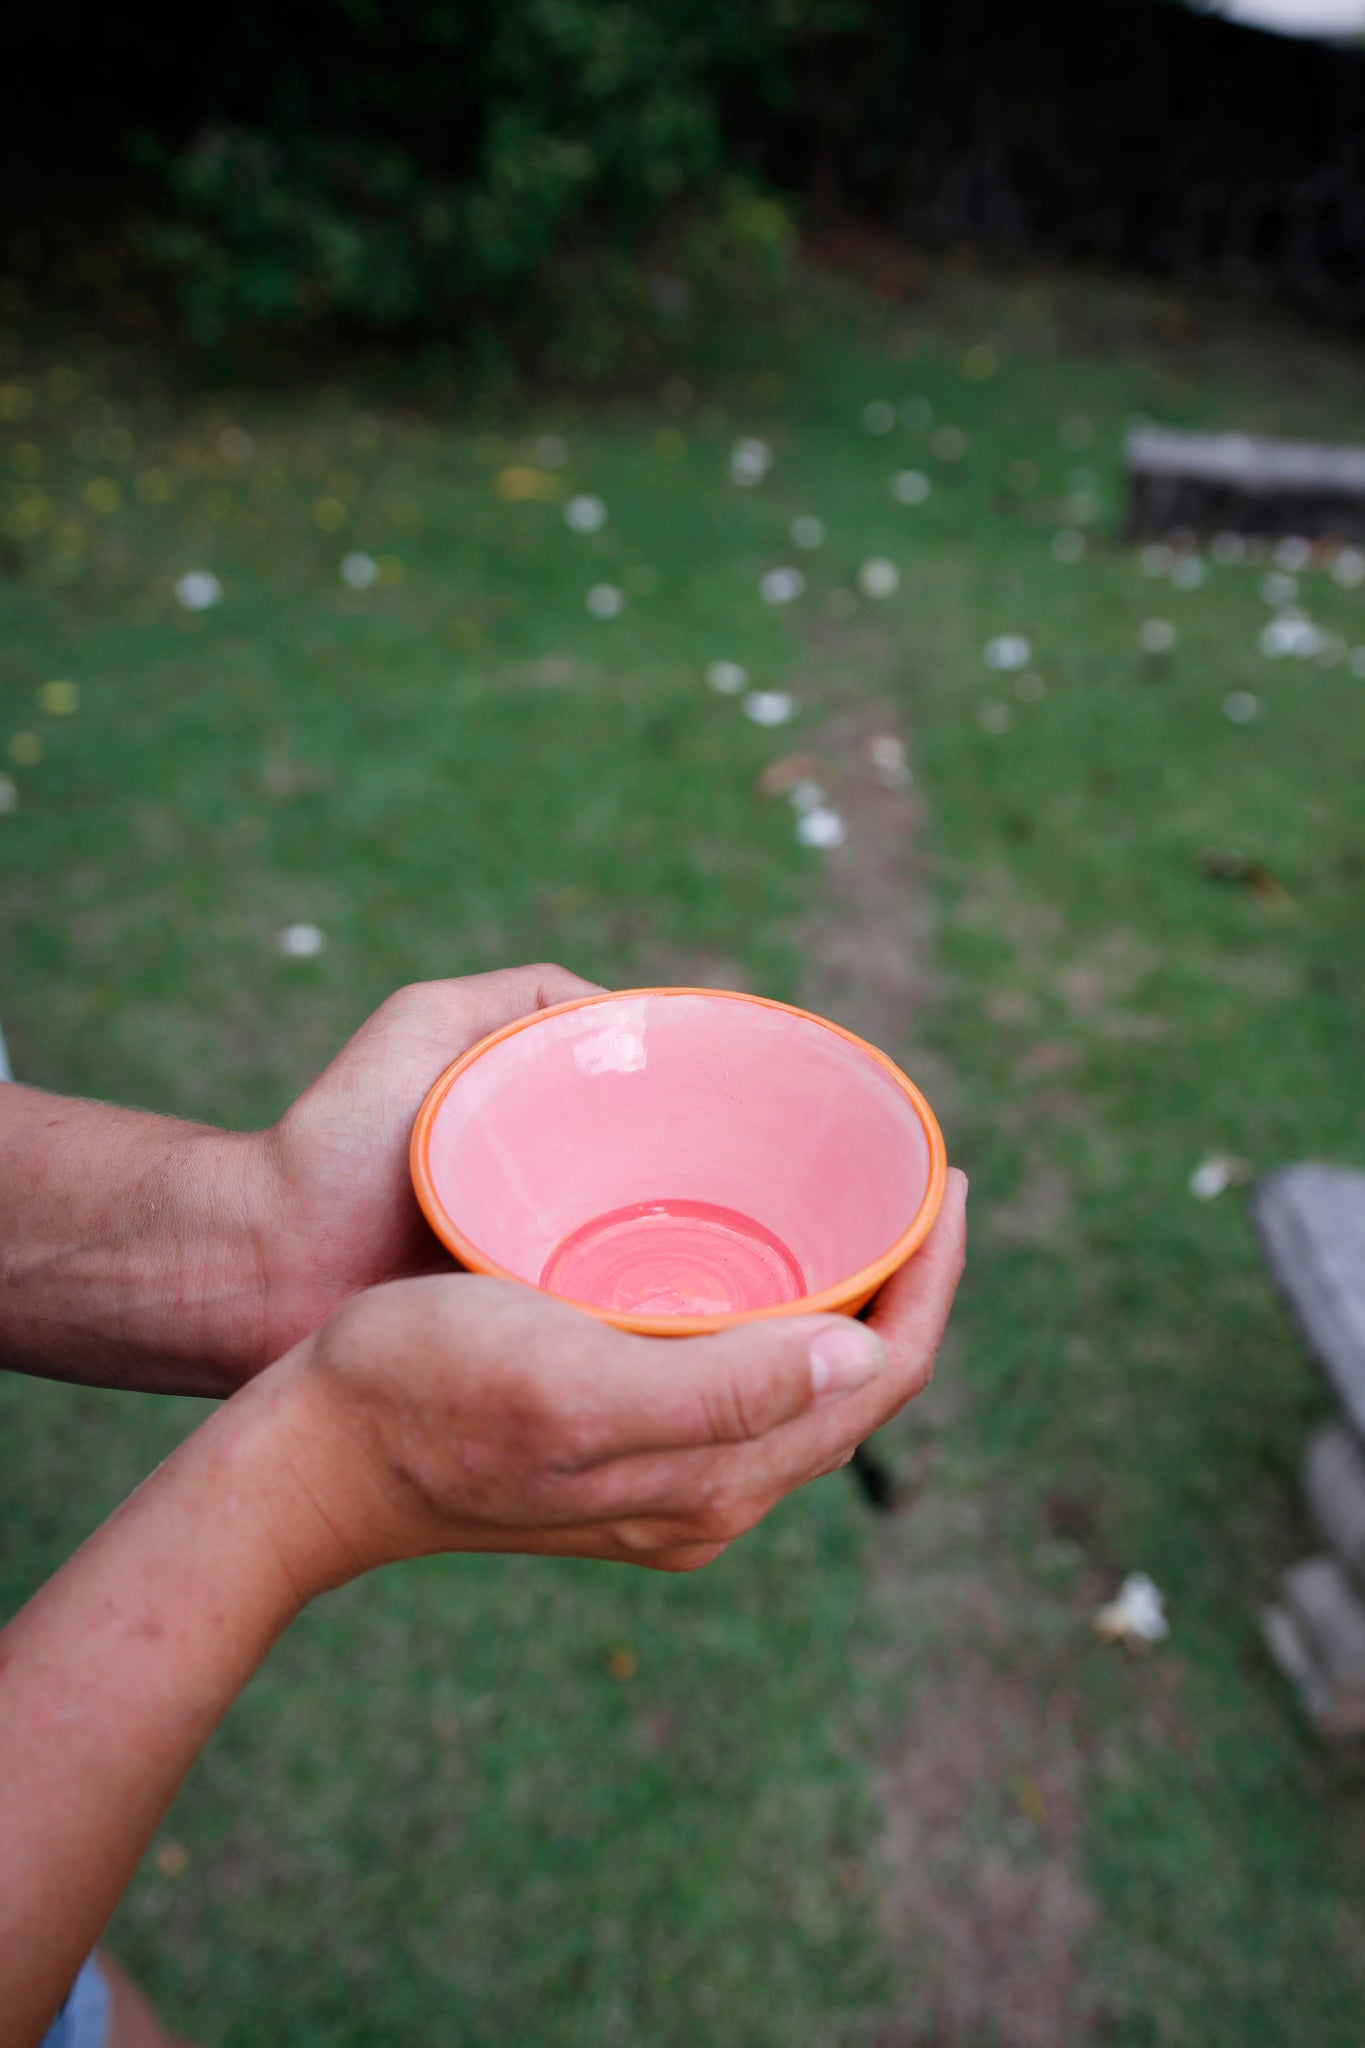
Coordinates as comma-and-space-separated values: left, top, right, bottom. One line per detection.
1304, 1424, 1365, 1589
1263, 1599, 1365, 1740
1282, 1555, 1365, 1695
1125, 428, 1365, 541
1251, 1165, 1365, 1442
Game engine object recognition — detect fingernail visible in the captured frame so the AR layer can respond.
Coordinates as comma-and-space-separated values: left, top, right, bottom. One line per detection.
809, 1322, 886, 1402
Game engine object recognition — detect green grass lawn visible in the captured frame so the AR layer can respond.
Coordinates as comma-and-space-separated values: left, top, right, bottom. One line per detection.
3, 260, 1365, 2044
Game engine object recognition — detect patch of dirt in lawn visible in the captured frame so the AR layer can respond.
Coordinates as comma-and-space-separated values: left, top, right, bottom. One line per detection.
777, 699, 1101, 2046
858, 1482, 1103, 2048
789, 698, 955, 1119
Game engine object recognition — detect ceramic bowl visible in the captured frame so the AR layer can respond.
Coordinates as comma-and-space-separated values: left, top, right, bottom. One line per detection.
410, 988, 947, 1336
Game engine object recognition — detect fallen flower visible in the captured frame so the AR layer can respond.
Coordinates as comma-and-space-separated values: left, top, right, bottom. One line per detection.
759, 567, 805, 606
277, 924, 327, 958
858, 558, 900, 599
984, 634, 1031, 670
706, 659, 748, 695
796, 806, 847, 849
564, 494, 606, 534
340, 552, 377, 589
175, 570, 222, 611
1188, 1154, 1252, 1201
743, 691, 795, 727
1096, 1573, 1169, 1650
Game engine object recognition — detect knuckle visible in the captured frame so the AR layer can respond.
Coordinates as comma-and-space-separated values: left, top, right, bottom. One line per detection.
700, 1370, 758, 1445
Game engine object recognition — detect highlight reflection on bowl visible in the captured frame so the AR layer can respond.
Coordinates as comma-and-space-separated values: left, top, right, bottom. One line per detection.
410, 988, 947, 1337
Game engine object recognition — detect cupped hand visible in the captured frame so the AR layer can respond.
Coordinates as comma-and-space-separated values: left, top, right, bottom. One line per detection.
253, 964, 600, 1364
269, 1169, 968, 1587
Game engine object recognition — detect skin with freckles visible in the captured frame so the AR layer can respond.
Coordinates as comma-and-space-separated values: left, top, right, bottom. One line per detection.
0, 964, 966, 2048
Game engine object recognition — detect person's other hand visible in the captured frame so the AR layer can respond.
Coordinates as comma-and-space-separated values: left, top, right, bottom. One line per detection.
262, 1169, 968, 1586
254, 964, 600, 1364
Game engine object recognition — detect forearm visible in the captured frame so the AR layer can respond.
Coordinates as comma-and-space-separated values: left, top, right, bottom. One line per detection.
0, 1356, 341, 2046
0, 1084, 276, 1395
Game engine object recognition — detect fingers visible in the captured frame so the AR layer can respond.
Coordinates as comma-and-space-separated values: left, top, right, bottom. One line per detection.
309, 964, 605, 1114
865, 1166, 969, 1401
431, 964, 606, 1048
587, 1171, 969, 1521
586, 1311, 888, 1459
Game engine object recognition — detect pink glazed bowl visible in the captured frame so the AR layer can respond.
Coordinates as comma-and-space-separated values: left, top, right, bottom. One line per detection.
410, 988, 947, 1337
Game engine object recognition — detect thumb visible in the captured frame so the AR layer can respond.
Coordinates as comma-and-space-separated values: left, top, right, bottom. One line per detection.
602, 1313, 888, 1456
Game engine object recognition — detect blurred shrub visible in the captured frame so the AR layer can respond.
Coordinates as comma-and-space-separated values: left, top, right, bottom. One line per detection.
133, 0, 844, 363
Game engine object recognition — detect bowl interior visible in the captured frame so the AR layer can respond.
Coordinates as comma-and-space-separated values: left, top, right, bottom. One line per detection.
421, 991, 936, 1322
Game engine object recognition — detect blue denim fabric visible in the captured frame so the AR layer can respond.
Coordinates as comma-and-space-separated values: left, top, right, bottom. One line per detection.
40, 1953, 110, 2048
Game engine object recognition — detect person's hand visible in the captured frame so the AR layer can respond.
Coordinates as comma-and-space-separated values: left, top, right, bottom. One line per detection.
252, 964, 600, 1366
262, 1170, 968, 1586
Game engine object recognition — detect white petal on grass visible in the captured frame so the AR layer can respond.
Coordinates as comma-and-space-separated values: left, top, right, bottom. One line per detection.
1095, 1573, 1169, 1648
1052, 528, 1086, 563
759, 567, 805, 606
1260, 614, 1324, 658
1261, 571, 1298, 608
729, 437, 773, 487
1350, 647, 1365, 678
796, 806, 847, 849
1273, 536, 1313, 572
564, 494, 607, 534
791, 515, 826, 550
1140, 544, 1175, 577
1332, 547, 1365, 589
175, 570, 222, 611
862, 399, 896, 435
0, 773, 16, 815
277, 923, 327, 959
1139, 618, 1177, 654
788, 778, 826, 816
1223, 690, 1260, 724
340, 551, 377, 589
891, 469, 931, 505
705, 659, 749, 695
984, 633, 1031, 671
1171, 555, 1209, 589
858, 557, 900, 599
1190, 1157, 1233, 1200
743, 691, 795, 727
586, 584, 624, 619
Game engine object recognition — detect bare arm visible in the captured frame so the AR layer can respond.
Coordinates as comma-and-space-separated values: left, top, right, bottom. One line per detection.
0, 1173, 966, 2046
0, 965, 598, 1396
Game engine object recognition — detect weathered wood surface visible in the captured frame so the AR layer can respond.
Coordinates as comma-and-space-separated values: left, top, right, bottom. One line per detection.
1126, 428, 1365, 541
1265, 1555, 1365, 1740
1305, 1424, 1365, 1591
1263, 1598, 1365, 1741
1251, 1165, 1365, 1442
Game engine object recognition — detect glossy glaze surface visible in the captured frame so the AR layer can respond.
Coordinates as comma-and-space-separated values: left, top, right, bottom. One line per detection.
412, 988, 946, 1334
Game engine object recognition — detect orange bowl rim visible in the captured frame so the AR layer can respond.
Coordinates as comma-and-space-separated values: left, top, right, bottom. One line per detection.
409, 986, 949, 1336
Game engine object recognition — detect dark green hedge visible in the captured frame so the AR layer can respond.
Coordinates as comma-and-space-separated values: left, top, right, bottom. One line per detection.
124, 0, 864, 361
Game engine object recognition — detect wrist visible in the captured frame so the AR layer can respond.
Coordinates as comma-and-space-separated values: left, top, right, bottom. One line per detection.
0, 1087, 281, 1397
195, 1333, 382, 1605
